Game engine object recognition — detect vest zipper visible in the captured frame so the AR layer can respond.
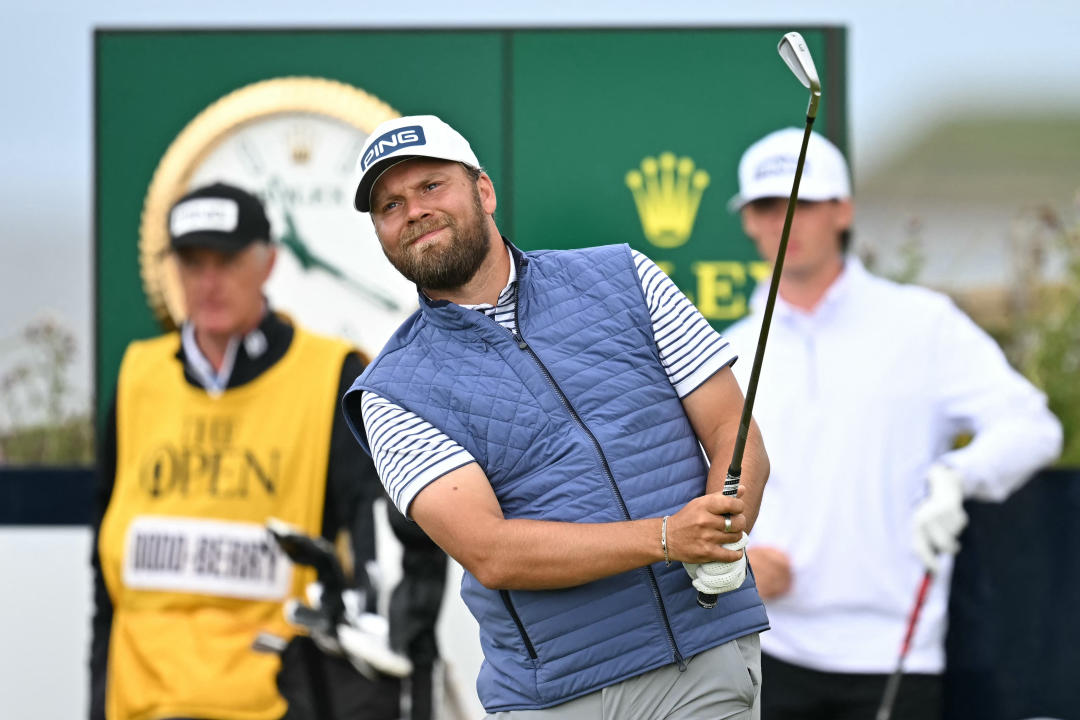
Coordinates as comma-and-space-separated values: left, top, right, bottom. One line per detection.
500, 590, 539, 660
507, 322, 686, 671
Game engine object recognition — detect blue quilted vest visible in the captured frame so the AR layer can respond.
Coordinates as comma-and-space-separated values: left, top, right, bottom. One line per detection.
343, 243, 768, 712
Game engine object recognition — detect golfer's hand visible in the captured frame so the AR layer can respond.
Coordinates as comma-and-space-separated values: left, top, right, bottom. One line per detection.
912, 464, 968, 573
746, 546, 792, 599
667, 491, 746, 564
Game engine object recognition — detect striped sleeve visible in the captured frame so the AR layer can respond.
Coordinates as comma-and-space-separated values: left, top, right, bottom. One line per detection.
359, 391, 476, 516
631, 249, 737, 397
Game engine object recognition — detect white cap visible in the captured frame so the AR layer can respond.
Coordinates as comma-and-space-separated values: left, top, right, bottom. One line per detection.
729, 127, 851, 211
352, 114, 481, 212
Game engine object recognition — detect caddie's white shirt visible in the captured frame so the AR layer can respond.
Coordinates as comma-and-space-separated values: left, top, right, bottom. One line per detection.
723, 256, 1062, 674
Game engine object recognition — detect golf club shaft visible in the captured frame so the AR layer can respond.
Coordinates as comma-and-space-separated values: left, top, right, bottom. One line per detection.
875, 570, 934, 720
726, 117, 814, 487
697, 116, 815, 610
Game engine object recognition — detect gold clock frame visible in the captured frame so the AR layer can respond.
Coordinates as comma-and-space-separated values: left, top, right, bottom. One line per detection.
139, 76, 399, 329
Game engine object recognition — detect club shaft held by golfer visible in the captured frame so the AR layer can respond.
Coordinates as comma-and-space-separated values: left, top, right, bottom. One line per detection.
700, 121, 815, 611
725, 118, 814, 485
703, 128, 811, 595
698, 30, 820, 611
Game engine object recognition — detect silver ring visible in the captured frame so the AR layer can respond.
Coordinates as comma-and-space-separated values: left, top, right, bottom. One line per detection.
724, 515, 733, 533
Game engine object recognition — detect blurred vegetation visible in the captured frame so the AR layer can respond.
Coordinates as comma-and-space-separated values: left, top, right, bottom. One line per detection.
862, 216, 927, 285
998, 201, 1080, 466
0, 317, 94, 465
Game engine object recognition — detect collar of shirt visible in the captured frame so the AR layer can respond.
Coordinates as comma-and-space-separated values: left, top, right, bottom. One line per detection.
179, 307, 276, 395
459, 243, 518, 317
749, 255, 869, 324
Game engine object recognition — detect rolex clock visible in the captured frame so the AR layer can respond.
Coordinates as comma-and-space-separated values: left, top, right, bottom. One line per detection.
139, 76, 415, 357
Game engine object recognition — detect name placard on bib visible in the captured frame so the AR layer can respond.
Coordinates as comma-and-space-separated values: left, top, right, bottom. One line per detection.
123, 516, 292, 600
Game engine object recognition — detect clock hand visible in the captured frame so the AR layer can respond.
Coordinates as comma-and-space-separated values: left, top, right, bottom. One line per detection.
280, 212, 349, 279
279, 211, 401, 312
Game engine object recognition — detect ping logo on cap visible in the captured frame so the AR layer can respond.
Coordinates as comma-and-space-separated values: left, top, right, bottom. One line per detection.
361, 125, 426, 171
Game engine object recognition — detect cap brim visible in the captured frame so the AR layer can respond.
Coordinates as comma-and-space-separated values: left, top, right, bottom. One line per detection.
171, 232, 260, 253
728, 188, 847, 214
354, 155, 419, 213
726, 191, 792, 213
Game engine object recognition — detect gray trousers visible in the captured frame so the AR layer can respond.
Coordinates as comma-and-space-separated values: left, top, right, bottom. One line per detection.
486, 633, 761, 720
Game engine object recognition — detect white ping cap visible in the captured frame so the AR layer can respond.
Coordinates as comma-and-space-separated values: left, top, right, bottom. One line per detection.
352, 114, 481, 213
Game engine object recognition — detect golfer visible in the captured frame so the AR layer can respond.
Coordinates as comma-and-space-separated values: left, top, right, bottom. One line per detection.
342, 115, 770, 719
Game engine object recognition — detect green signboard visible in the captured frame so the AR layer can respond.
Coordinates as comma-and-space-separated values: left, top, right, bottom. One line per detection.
95, 27, 846, 423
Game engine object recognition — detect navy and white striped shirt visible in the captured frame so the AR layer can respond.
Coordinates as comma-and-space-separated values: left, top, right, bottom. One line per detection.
362, 247, 736, 514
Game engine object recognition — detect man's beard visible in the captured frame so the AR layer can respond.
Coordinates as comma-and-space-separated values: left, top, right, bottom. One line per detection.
383, 186, 491, 291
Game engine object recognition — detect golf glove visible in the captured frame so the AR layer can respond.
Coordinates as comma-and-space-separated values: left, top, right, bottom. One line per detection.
912, 464, 969, 573
684, 532, 750, 595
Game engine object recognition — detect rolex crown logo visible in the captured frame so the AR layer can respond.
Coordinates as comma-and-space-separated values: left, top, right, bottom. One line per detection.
626, 153, 710, 249
286, 124, 315, 165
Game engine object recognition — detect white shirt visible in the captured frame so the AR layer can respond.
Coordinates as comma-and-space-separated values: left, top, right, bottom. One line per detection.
362, 247, 737, 515
723, 257, 1062, 674
180, 321, 268, 396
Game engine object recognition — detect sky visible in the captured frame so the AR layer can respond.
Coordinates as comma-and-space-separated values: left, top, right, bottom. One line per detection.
3, 0, 1080, 424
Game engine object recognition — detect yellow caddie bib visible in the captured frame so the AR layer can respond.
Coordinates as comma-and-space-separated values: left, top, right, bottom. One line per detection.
98, 325, 353, 720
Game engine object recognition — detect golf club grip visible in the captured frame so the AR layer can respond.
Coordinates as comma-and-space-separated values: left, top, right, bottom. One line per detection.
696, 471, 741, 609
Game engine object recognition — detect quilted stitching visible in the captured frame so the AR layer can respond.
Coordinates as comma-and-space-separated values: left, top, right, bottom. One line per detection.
347, 244, 766, 710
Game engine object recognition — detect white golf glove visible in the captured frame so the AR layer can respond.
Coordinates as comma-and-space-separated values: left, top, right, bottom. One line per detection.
684, 532, 750, 595
284, 583, 413, 679
912, 464, 969, 573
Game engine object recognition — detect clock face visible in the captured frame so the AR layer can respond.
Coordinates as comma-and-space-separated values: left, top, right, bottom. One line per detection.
140, 78, 415, 359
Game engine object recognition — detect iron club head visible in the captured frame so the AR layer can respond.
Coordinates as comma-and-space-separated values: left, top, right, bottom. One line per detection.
778, 32, 821, 119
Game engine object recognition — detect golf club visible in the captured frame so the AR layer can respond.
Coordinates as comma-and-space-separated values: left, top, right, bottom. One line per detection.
265, 518, 414, 679
267, 517, 348, 627
876, 570, 934, 720
699, 31, 822, 609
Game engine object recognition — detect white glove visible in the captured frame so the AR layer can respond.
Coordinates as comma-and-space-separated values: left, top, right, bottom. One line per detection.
912, 464, 969, 573
284, 583, 413, 679
684, 532, 750, 595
